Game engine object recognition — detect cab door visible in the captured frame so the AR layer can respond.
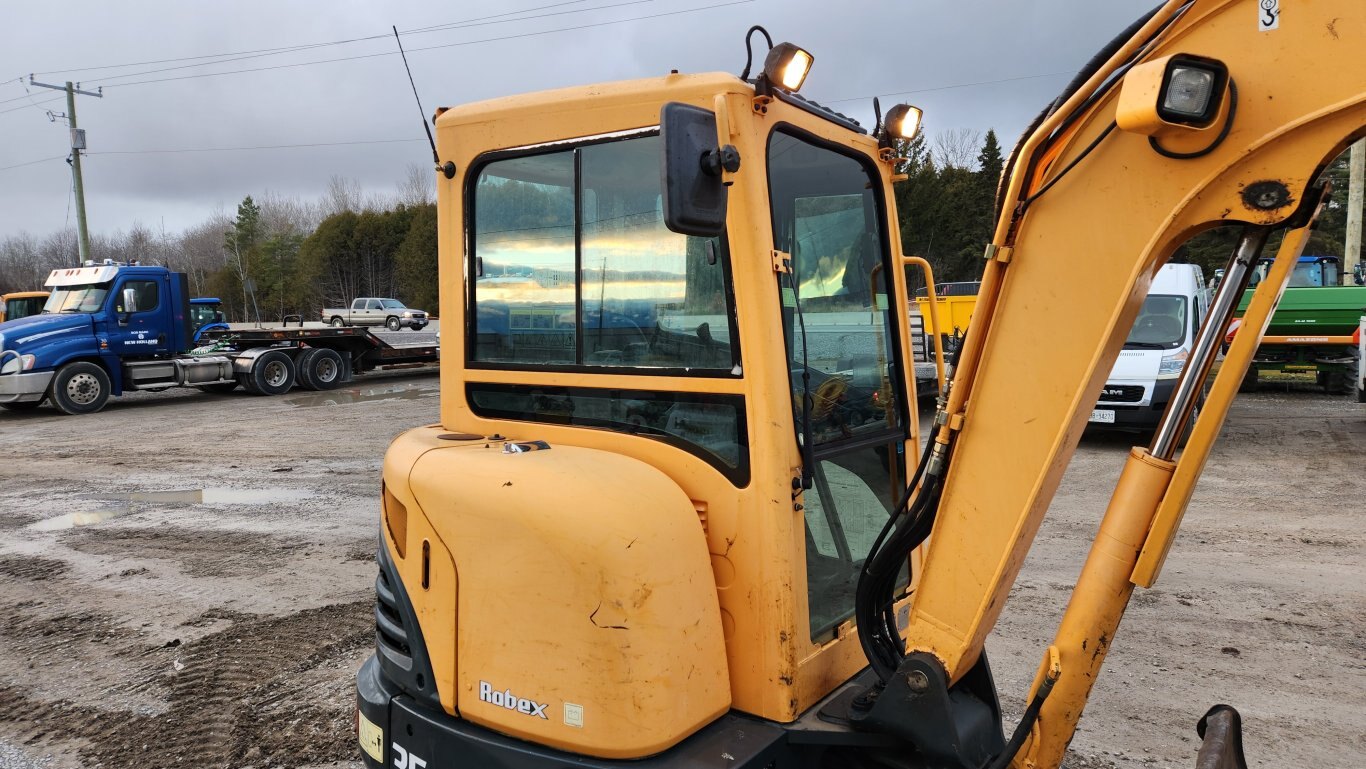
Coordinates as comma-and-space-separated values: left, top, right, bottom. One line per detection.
109, 276, 172, 357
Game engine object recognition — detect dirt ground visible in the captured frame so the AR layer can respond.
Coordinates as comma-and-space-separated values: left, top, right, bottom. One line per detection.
0, 371, 1360, 769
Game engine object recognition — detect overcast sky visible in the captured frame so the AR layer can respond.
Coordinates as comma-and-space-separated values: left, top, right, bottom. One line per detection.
0, 0, 1156, 243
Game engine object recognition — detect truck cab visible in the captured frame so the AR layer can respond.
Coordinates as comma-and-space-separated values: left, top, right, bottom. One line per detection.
0, 262, 225, 413
1091, 263, 1209, 433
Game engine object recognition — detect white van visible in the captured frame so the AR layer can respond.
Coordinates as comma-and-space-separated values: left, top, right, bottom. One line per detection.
1090, 263, 1210, 433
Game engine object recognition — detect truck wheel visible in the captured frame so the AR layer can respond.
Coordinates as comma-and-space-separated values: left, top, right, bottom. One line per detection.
244, 350, 296, 396
330, 317, 346, 327
49, 361, 111, 415
386, 316, 401, 331
297, 348, 346, 390
1237, 367, 1258, 394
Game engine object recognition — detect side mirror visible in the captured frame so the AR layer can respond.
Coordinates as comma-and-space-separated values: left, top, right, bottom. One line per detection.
215, 311, 225, 323
119, 287, 139, 323
660, 102, 739, 237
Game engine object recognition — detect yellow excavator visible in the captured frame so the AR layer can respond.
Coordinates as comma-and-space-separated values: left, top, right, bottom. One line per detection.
356, 2, 1364, 766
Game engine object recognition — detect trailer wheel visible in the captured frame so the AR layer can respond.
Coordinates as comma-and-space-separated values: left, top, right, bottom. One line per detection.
386, 316, 401, 331
49, 361, 111, 415
243, 350, 296, 396
297, 348, 347, 390
1321, 371, 1350, 395
1237, 367, 1258, 394
330, 316, 346, 327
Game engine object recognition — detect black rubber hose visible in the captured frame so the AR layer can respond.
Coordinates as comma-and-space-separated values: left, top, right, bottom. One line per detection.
999, 2, 1167, 216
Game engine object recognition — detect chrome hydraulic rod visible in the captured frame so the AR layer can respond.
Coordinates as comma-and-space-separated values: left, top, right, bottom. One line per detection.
1150, 227, 1271, 459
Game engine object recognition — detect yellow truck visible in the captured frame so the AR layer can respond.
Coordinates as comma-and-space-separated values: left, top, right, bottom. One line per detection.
0, 291, 49, 323
913, 280, 979, 341
356, 3, 1365, 768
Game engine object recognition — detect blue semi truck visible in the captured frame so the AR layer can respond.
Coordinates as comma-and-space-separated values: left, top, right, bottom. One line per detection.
0, 262, 438, 415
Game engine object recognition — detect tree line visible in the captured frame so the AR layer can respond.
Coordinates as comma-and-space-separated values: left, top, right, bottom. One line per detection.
0, 166, 439, 321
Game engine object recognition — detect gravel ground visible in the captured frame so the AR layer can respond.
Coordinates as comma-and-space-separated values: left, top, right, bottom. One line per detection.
0, 369, 1360, 768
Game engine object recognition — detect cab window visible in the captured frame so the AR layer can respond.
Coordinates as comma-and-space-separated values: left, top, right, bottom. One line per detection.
118, 281, 159, 314
469, 134, 738, 372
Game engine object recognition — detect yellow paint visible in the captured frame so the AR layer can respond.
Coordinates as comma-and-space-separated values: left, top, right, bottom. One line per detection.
1131, 224, 1315, 588
913, 292, 976, 338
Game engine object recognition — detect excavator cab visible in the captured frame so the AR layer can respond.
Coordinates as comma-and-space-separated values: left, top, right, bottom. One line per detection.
358, 2, 1365, 768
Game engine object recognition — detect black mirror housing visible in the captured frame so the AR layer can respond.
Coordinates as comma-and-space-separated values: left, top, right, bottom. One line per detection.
660, 102, 732, 237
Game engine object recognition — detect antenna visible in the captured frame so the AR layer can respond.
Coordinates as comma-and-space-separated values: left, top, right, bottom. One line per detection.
393, 26, 455, 179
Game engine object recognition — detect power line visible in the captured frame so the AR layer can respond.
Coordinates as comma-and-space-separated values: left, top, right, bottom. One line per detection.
32, 0, 590, 78
89, 1, 750, 89
0, 94, 64, 115
86, 138, 425, 155
43, 0, 646, 88
0, 155, 68, 173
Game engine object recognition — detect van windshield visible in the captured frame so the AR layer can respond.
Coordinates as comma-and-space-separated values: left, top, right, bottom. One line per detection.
1124, 294, 1187, 349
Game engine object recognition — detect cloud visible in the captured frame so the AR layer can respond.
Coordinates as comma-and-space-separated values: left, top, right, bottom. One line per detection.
0, 0, 1156, 240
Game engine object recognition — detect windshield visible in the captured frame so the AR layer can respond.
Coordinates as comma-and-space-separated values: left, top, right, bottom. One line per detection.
381, 299, 407, 309
1124, 294, 1188, 349
43, 284, 110, 314
768, 128, 907, 640
189, 304, 219, 329
1248, 259, 1341, 288
5, 296, 47, 321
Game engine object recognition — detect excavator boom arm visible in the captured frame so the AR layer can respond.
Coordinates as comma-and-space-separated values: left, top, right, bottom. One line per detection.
895, 0, 1365, 764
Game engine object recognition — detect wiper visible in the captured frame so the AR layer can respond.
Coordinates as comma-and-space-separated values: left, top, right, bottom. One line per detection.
791, 270, 816, 490
1123, 341, 1170, 349
59, 308, 84, 314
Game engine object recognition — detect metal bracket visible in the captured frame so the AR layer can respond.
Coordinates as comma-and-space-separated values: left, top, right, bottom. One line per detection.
984, 244, 1013, 263
772, 250, 793, 274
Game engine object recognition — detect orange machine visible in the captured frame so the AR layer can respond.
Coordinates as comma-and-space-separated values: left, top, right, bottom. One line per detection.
356, 3, 1364, 767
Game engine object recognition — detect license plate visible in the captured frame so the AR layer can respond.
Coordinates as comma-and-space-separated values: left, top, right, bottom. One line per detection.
1090, 409, 1116, 424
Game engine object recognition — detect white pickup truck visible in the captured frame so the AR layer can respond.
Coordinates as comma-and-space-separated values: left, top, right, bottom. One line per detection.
323, 298, 429, 331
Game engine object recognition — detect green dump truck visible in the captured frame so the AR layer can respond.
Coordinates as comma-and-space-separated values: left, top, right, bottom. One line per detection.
1229, 255, 1366, 393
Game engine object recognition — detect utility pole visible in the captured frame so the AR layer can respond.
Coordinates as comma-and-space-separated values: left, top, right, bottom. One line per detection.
29, 77, 102, 265
1345, 138, 1364, 284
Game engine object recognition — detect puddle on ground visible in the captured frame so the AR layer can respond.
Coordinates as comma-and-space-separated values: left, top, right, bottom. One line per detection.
116, 487, 315, 504
29, 509, 129, 531
286, 382, 437, 408
26, 487, 315, 530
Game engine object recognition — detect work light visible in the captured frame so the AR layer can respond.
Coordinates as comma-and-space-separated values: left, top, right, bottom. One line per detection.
885, 104, 923, 142
762, 42, 813, 93
1157, 56, 1227, 126
1116, 53, 1231, 141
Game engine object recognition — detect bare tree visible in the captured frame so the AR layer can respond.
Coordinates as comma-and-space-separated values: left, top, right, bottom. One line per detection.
396, 163, 435, 207
933, 128, 982, 171
257, 189, 320, 235
320, 175, 366, 217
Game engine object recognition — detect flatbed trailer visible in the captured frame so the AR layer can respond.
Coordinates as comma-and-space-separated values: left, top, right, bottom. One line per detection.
198, 324, 439, 375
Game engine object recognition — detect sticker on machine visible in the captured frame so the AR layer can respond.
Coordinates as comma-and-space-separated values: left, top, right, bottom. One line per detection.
564, 702, 585, 728
357, 710, 383, 763
1258, 0, 1279, 31
479, 680, 549, 719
